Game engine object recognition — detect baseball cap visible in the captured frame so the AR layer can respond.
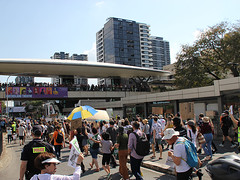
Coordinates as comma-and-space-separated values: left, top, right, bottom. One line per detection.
223, 110, 229, 115
32, 125, 42, 136
162, 128, 179, 140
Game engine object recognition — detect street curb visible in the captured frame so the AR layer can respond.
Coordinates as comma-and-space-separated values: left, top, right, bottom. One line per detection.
141, 160, 175, 175
125, 157, 175, 176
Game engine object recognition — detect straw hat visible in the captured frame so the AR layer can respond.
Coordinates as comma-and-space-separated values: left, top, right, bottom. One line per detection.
143, 119, 148, 124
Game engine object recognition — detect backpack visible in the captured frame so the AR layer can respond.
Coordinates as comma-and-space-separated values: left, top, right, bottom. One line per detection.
223, 116, 233, 128
56, 131, 63, 143
133, 132, 150, 156
176, 138, 198, 168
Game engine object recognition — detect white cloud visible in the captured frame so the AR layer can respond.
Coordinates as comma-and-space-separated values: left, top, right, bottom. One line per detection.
193, 30, 202, 40
83, 42, 97, 62
96, 1, 104, 8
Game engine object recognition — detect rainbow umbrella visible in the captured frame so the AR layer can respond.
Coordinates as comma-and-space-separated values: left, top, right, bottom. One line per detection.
67, 105, 98, 120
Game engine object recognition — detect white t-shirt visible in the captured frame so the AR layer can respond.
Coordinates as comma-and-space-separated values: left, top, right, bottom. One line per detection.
152, 122, 163, 139
186, 128, 198, 147
173, 137, 191, 173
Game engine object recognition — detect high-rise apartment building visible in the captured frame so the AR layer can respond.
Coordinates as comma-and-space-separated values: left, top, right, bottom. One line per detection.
50, 52, 88, 85
96, 17, 170, 85
97, 17, 152, 68
15, 76, 34, 84
150, 36, 170, 70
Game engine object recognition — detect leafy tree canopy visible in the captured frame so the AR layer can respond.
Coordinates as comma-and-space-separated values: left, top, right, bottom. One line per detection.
175, 21, 240, 89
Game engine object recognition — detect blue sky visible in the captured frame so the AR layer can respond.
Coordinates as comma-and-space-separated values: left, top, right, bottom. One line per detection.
0, 0, 239, 84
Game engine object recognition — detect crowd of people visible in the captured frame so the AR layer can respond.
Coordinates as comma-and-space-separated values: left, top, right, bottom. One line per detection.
1, 109, 239, 180
0, 82, 150, 92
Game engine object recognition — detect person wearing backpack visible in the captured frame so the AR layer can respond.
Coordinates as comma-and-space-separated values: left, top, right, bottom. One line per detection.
219, 110, 236, 148
50, 125, 65, 160
128, 121, 145, 180
163, 128, 193, 180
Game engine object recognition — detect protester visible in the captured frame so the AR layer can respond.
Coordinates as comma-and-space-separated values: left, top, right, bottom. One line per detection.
199, 117, 213, 161
88, 127, 101, 172
30, 152, 84, 180
173, 117, 187, 138
163, 128, 193, 180
18, 123, 26, 146
75, 128, 86, 174
116, 127, 129, 180
151, 117, 163, 159
7, 126, 12, 144
219, 110, 236, 148
20, 125, 54, 180
101, 132, 113, 179
106, 120, 118, 167
229, 112, 240, 149
128, 121, 144, 180
50, 125, 65, 160
142, 119, 150, 142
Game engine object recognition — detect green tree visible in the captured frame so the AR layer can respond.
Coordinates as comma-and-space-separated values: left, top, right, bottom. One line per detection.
175, 21, 240, 89
25, 100, 44, 119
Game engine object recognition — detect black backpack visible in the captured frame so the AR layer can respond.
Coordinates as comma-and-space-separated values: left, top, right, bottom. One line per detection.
223, 116, 233, 128
133, 132, 150, 156
56, 131, 63, 143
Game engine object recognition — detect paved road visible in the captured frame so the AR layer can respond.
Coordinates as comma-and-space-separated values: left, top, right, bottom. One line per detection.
0, 135, 175, 180
1, 134, 239, 180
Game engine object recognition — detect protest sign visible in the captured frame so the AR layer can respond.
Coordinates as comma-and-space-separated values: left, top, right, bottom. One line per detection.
68, 136, 81, 168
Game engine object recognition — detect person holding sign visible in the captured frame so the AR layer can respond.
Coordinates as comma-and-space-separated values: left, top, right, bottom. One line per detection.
30, 152, 84, 180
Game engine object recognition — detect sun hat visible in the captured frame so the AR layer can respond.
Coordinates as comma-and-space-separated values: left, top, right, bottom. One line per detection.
159, 115, 163, 119
202, 116, 210, 123
143, 119, 148, 124
162, 128, 179, 140
42, 158, 61, 164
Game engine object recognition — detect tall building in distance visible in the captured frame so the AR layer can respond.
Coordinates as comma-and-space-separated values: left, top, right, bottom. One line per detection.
15, 76, 34, 84
96, 17, 170, 85
150, 36, 170, 70
50, 52, 88, 85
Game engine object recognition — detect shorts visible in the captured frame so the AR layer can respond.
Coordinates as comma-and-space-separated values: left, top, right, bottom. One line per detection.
222, 127, 229, 137
151, 138, 162, 145
82, 139, 87, 146
90, 148, 99, 159
102, 153, 111, 165
19, 136, 24, 140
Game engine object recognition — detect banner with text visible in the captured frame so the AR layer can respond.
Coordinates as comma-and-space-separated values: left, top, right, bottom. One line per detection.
6, 87, 68, 98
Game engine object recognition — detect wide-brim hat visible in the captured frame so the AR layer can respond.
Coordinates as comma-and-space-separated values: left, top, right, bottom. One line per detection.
143, 119, 148, 124
162, 128, 179, 140
202, 117, 210, 123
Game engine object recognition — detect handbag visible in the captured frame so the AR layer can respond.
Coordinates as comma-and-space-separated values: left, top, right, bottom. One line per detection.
197, 132, 206, 144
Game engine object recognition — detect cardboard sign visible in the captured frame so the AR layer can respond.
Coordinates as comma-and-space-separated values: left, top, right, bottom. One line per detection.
70, 119, 82, 131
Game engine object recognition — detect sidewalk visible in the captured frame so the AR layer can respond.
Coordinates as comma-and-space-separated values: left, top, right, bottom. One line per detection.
138, 139, 239, 179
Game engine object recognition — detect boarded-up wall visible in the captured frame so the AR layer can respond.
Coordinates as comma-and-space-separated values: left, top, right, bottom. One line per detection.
152, 107, 163, 115
179, 102, 194, 120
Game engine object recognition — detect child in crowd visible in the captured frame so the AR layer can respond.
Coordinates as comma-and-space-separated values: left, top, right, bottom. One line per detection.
12, 133, 17, 144
7, 127, 12, 144
101, 132, 113, 180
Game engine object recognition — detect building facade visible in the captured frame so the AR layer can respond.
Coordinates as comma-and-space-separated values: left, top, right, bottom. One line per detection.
50, 52, 88, 85
150, 36, 170, 70
96, 17, 170, 85
15, 76, 34, 85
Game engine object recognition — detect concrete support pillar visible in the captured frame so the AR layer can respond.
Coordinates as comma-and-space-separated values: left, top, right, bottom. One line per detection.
173, 100, 179, 115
